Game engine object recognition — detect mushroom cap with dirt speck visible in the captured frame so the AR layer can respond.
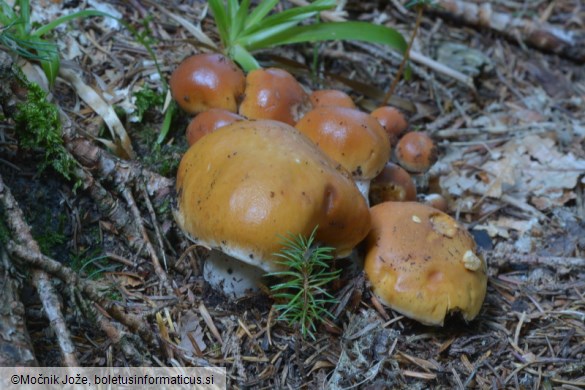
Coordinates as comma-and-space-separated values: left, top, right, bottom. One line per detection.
238, 68, 310, 125
295, 106, 391, 181
364, 202, 487, 326
176, 119, 371, 272
395, 131, 438, 173
170, 53, 245, 115
310, 89, 356, 109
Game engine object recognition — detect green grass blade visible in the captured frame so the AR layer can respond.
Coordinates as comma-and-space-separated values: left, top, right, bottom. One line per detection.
156, 100, 176, 144
242, 0, 334, 37
230, 0, 251, 42
230, 44, 261, 71
18, 0, 30, 33
247, 21, 408, 55
226, 0, 239, 21
244, 0, 279, 30
32, 10, 115, 37
0, 31, 49, 60
0, 1, 16, 26
208, 0, 229, 47
238, 19, 305, 48
23, 35, 60, 86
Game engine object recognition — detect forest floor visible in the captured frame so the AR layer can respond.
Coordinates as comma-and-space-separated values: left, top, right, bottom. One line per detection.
0, 0, 584, 388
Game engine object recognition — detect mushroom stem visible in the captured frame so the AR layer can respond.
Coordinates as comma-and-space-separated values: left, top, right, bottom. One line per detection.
203, 250, 263, 298
354, 179, 371, 206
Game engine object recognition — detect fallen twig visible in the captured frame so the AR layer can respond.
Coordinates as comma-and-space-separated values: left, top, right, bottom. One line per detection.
0, 174, 78, 366
490, 252, 585, 270
0, 244, 37, 366
5, 241, 160, 351
312, 5, 475, 90
433, 0, 585, 62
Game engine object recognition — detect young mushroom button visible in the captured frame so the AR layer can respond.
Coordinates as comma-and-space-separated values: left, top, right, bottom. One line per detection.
175, 120, 371, 297
395, 131, 438, 173
364, 202, 488, 326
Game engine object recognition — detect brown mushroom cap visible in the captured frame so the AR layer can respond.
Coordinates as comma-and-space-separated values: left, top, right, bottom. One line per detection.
364, 202, 487, 326
176, 120, 371, 272
369, 162, 417, 205
239, 68, 310, 125
310, 90, 356, 109
185, 109, 244, 146
370, 106, 409, 145
295, 106, 391, 180
395, 132, 438, 173
170, 53, 245, 115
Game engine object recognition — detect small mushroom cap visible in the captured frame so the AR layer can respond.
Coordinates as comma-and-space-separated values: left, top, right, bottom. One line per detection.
295, 106, 391, 180
310, 90, 356, 109
176, 120, 371, 272
369, 162, 417, 205
370, 106, 409, 145
364, 202, 487, 326
239, 68, 310, 125
185, 109, 244, 146
170, 53, 245, 115
395, 131, 438, 173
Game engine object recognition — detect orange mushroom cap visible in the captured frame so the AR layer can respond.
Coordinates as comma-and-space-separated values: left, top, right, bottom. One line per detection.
176, 120, 371, 272
370, 106, 409, 145
364, 202, 488, 326
395, 131, 438, 173
295, 106, 391, 181
238, 68, 310, 125
310, 89, 356, 109
170, 53, 245, 115
185, 109, 244, 146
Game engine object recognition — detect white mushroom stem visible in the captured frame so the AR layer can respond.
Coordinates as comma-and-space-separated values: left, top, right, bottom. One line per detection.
203, 250, 264, 298
354, 179, 371, 206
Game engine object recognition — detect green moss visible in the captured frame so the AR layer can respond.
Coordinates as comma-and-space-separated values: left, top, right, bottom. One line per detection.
14, 80, 77, 181
32, 211, 67, 257
137, 125, 181, 177
133, 86, 164, 123
0, 209, 11, 245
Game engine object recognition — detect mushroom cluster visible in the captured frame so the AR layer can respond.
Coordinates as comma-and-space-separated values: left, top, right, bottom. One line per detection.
170, 52, 486, 325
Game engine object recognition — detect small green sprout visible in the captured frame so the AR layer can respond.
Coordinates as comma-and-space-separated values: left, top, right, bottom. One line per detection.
0, 0, 113, 86
208, 0, 408, 72
268, 227, 341, 340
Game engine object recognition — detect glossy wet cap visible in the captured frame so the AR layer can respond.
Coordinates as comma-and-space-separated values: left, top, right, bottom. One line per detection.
395, 132, 438, 173
170, 53, 245, 114
176, 120, 371, 272
239, 68, 310, 125
295, 106, 391, 180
